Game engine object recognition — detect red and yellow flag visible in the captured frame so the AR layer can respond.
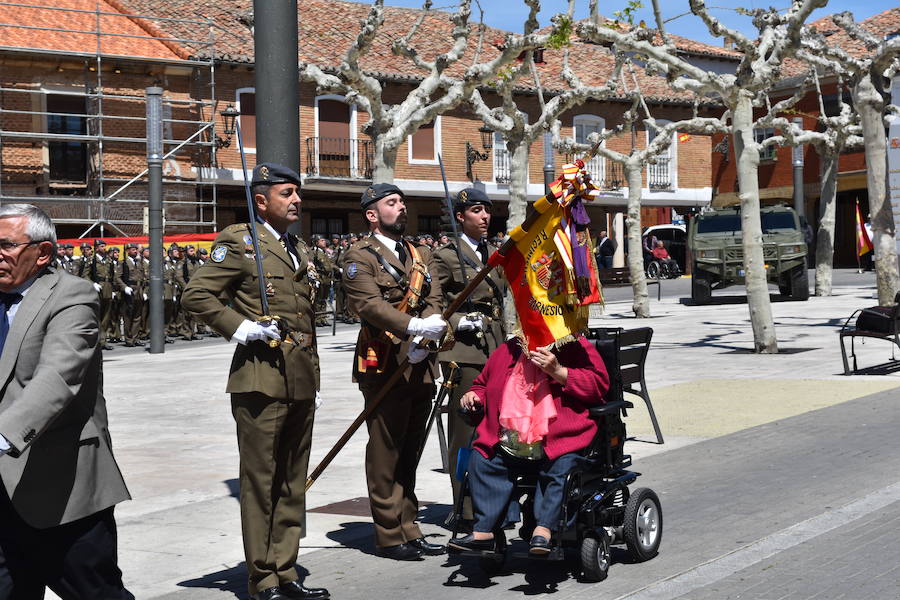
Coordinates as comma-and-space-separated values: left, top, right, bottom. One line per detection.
855, 200, 873, 257
489, 195, 589, 351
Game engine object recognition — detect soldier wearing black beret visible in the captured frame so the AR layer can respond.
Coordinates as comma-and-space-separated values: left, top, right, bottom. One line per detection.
433, 187, 506, 530
182, 163, 329, 600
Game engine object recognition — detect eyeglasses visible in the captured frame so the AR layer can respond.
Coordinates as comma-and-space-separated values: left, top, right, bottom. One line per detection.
0, 240, 40, 255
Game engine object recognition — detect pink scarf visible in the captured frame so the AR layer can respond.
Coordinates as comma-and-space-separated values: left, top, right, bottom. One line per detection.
499, 352, 557, 444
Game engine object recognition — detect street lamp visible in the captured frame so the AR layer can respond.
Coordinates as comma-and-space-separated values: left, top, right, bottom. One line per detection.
216, 104, 240, 148
466, 125, 494, 182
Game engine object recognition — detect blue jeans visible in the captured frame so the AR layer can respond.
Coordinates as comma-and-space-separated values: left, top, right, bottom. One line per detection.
468, 449, 588, 533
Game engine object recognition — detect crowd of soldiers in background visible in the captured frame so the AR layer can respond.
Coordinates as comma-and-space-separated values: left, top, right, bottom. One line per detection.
52, 239, 218, 350
50, 230, 510, 347
308, 230, 506, 327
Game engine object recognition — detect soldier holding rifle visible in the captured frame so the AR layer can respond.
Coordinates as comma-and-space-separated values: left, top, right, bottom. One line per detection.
181, 163, 329, 600
342, 183, 448, 561
433, 187, 506, 531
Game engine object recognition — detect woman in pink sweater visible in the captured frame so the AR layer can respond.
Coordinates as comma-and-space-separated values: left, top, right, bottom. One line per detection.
448, 335, 609, 555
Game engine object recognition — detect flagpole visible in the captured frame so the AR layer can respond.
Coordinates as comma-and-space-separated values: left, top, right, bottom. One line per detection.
304, 195, 553, 491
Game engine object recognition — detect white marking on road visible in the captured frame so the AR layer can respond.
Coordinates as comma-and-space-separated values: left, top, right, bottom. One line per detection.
614, 481, 900, 600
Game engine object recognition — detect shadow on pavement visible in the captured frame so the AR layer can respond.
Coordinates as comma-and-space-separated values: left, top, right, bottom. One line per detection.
843, 359, 900, 376
324, 521, 375, 553
178, 563, 318, 600
680, 292, 803, 306
224, 478, 239, 499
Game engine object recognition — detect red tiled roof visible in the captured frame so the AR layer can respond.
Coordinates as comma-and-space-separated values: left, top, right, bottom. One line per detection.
0, 0, 184, 60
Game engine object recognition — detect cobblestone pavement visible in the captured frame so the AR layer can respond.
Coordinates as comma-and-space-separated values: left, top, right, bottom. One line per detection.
45, 276, 900, 599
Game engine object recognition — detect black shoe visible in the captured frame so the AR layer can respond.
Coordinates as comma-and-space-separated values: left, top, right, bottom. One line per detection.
409, 537, 446, 555
164, 337, 175, 344
254, 587, 289, 600
279, 580, 330, 600
529, 535, 551, 555
101, 344, 114, 351
375, 543, 423, 561
448, 534, 495, 552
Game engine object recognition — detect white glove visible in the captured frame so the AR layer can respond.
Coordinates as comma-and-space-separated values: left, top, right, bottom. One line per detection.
315, 391, 323, 409
143, 293, 148, 301
124, 286, 133, 296
407, 343, 430, 364
0, 434, 10, 456
406, 314, 447, 341
457, 315, 483, 332
232, 319, 281, 345
92, 282, 102, 292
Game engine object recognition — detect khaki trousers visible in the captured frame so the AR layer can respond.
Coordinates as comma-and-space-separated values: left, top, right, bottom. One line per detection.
361, 381, 434, 548
231, 393, 314, 596
440, 362, 482, 520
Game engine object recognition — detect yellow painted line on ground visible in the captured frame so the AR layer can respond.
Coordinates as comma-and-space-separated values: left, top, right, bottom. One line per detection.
624, 379, 900, 439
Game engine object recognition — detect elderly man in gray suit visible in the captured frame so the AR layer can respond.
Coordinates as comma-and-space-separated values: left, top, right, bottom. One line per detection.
0, 204, 132, 599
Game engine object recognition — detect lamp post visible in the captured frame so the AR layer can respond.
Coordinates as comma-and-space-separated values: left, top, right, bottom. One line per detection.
215, 104, 240, 148
543, 132, 555, 196
146, 86, 165, 354
466, 125, 494, 182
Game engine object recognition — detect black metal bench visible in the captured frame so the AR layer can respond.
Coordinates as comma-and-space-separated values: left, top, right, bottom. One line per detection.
588, 326, 664, 444
839, 293, 900, 375
598, 267, 661, 301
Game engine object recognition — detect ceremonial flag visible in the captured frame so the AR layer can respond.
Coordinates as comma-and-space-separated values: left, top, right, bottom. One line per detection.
488, 195, 591, 350
855, 199, 873, 257
678, 133, 691, 143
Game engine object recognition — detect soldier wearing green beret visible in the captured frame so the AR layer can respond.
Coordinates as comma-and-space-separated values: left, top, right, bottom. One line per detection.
181, 163, 328, 600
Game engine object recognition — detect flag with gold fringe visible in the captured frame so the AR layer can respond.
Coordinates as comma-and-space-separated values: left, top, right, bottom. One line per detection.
488, 161, 602, 350
855, 199, 873, 257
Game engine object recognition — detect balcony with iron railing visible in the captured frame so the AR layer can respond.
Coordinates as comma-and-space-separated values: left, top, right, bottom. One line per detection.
304, 137, 373, 180
648, 156, 674, 191
562, 154, 626, 191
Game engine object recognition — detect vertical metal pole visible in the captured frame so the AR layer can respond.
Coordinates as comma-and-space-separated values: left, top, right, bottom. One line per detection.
543, 132, 555, 196
792, 117, 805, 219
146, 87, 165, 354
254, 0, 300, 235
254, 0, 300, 172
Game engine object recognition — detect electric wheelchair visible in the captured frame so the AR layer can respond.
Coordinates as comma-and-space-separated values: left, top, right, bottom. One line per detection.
447, 328, 663, 582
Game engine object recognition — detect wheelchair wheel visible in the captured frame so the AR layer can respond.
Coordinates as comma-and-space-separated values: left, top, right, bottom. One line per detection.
580, 530, 610, 582
646, 261, 661, 280
623, 488, 662, 562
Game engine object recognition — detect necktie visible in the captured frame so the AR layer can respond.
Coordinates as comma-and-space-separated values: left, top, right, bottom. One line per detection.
0, 292, 22, 358
395, 241, 408, 265
476, 240, 488, 265
281, 234, 299, 264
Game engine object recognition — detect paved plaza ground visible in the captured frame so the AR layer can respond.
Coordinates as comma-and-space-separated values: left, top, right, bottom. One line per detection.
55, 271, 900, 599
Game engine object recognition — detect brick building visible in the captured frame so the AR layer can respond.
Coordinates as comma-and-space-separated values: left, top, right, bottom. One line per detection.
2, 0, 739, 261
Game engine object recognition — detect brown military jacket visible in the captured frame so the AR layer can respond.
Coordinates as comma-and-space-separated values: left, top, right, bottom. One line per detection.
433, 237, 506, 366
80, 255, 114, 300
342, 235, 442, 386
181, 223, 319, 401
115, 255, 146, 292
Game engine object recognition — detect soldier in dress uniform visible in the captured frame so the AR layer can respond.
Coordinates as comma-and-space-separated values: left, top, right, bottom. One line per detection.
115, 243, 146, 347
310, 235, 332, 327
181, 163, 329, 600
176, 245, 202, 340
433, 187, 506, 530
73, 242, 91, 277
341, 183, 448, 561
163, 246, 179, 340
108, 246, 123, 343
81, 239, 114, 350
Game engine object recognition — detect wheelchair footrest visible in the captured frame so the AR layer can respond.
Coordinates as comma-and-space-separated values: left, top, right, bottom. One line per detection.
510, 546, 566, 561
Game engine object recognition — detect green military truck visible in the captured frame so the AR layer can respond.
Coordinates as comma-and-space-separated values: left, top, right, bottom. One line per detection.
688, 205, 809, 304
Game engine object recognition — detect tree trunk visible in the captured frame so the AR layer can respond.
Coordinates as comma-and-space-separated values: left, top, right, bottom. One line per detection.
624, 162, 650, 317
506, 140, 531, 230
732, 94, 778, 353
502, 139, 532, 332
854, 74, 900, 305
372, 137, 397, 184
814, 149, 838, 296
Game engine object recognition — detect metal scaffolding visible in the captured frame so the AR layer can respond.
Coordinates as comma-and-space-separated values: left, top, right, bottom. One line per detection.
0, 1, 220, 237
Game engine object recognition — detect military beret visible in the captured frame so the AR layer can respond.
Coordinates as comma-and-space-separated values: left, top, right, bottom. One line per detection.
310, 234, 324, 241
198, 248, 208, 255
251, 162, 301, 187
80, 242, 91, 249
94, 239, 106, 247
124, 242, 138, 249
361, 183, 404, 209
454, 187, 492, 212
185, 244, 195, 250
64, 243, 74, 249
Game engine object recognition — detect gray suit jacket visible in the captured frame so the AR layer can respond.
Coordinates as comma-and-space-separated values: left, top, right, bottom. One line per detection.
0, 267, 130, 529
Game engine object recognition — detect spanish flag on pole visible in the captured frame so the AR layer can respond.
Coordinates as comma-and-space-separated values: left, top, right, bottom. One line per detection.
488, 163, 600, 350
855, 199, 874, 257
